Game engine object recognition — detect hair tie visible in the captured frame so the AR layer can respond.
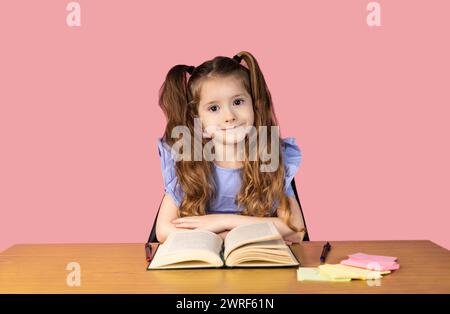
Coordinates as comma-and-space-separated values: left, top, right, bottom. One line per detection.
233, 54, 242, 63
186, 66, 195, 75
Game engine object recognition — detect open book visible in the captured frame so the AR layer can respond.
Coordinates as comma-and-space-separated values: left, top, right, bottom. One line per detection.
147, 221, 300, 270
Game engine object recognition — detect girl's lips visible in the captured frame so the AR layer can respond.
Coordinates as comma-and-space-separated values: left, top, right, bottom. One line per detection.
221, 124, 243, 130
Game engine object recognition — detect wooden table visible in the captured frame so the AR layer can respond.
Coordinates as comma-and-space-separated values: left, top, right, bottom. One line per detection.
1, 240, 449, 293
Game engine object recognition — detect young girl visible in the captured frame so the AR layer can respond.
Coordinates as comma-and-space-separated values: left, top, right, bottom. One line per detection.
155, 51, 305, 244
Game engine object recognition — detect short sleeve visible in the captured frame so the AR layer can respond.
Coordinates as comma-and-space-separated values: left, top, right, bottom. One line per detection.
157, 137, 184, 208
270, 137, 302, 215
282, 137, 302, 197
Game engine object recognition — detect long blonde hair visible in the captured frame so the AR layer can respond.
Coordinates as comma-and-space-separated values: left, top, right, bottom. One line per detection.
158, 51, 301, 232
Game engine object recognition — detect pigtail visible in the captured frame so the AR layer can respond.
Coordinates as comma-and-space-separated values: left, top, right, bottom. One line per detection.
235, 52, 302, 234
158, 64, 192, 146
235, 52, 278, 127
158, 64, 214, 217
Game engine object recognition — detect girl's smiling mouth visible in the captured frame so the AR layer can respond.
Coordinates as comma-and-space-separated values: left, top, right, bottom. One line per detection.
221, 124, 243, 131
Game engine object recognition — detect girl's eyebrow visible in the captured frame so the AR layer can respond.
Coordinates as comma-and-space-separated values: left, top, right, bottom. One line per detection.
203, 94, 245, 106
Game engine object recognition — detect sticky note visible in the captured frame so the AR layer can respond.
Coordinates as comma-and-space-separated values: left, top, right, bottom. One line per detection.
297, 267, 351, 282
340, 258, 400, 271
348, 253, 397, 263
318, 264, 390, 280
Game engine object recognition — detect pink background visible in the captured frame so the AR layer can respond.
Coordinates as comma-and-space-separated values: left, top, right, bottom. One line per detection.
1, 0, 449, 252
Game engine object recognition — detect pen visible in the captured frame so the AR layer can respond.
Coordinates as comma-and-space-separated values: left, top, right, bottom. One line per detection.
320, 241, 331, 263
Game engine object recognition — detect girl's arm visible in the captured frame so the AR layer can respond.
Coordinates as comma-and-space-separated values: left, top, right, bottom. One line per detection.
225, 196, 305, 243
172, 196, 306, 243
155, 194, 193, 243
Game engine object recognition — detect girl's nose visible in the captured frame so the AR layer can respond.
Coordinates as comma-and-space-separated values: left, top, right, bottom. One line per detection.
223, 105, 237, 123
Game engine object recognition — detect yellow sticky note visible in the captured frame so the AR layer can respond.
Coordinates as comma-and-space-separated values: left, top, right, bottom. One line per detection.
297, 267, 351, 282
318, 264, 390, 280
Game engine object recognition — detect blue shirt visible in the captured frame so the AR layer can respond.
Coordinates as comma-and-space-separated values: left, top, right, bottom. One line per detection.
157, 137, 302, 215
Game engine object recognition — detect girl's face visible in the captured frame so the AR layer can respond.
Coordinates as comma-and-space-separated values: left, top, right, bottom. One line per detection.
198, 75, 254, 145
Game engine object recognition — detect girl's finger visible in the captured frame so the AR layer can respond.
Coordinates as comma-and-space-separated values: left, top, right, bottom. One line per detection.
173, 218, 199, 224
173, 219, 188, 224
176, 222, 197, 229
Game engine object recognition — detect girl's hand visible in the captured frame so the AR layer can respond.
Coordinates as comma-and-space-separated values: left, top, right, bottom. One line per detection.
172, 214, 230, 233
218, 231, 229, 240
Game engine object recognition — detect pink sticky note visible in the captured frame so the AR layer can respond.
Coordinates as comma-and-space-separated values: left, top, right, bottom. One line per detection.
348, 253, 397, 263
340, 258, 400, 271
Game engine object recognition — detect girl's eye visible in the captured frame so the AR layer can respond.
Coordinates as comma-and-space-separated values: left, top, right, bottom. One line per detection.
208, 105, 219, 112
234, 98, 245, 106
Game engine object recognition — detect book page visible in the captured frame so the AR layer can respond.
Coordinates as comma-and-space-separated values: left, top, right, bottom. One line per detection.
240, 239, 286, 249
148, 229, 224, 269
162, 229, 223, 255
224, 222, 281, 259
225, 245, 300, 267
